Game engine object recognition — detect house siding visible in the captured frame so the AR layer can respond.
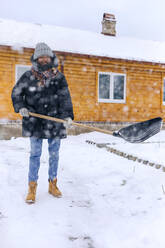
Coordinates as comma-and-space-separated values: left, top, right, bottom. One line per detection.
0, 45, 165, 123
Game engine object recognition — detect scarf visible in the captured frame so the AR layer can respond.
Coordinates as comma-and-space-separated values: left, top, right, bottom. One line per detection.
31, 68, 58, 87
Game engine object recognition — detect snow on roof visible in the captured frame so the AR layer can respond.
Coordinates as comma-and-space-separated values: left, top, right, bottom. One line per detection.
0, 18, 165, 64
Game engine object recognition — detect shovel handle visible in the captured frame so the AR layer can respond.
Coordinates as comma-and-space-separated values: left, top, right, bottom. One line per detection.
29, 112, 113, 136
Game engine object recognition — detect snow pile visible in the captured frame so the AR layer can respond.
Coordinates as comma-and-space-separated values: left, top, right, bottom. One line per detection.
0, 18, 165, 63
1, 131, 165, 247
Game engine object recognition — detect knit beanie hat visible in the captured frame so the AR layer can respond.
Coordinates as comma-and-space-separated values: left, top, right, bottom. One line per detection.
33, 42, 54, 60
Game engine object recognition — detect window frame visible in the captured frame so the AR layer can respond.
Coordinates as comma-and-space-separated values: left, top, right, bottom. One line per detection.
98, 71, 126, 103
15, 64, 31, 83
163, 78, 165, 105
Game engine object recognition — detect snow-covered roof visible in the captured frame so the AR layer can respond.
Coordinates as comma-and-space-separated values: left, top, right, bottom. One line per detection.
0, 18, 165, 64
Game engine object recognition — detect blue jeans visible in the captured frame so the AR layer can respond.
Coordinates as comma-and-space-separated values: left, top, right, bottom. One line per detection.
28, 137, 61, 182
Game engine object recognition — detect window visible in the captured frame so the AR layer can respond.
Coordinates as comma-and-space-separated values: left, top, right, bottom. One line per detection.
163, 78, 165, 105
98, 72, 126, 103
15, 65, 31, 83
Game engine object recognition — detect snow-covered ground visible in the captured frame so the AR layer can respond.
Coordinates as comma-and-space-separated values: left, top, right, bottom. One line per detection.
1, 131, 165, 248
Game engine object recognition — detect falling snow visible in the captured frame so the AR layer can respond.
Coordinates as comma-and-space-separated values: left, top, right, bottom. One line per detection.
0, 18, 165, 63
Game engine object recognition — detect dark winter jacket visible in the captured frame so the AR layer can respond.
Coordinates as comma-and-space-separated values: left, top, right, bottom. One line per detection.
11, 68, 74, 139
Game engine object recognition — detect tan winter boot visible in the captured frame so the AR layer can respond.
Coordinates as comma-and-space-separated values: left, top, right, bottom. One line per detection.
26, 181, 37, 204
48, 178, 62, 197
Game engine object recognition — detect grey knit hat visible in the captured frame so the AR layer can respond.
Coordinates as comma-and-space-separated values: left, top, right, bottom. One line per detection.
33, 42, 54, 60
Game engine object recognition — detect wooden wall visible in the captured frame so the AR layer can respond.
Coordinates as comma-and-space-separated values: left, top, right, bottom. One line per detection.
0, 46, 32, 120
0, 45, 165, 123
62, 53, 165, 122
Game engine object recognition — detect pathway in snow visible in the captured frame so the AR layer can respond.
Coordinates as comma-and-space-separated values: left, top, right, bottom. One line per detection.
1, 133, 165, 248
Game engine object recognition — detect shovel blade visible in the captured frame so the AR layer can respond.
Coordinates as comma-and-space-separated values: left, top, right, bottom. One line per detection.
113, 117, 163, 143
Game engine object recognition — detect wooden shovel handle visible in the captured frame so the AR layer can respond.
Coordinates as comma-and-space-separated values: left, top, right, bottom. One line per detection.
29, 112, 113, 135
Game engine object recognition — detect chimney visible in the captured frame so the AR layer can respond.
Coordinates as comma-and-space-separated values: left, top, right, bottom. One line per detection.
101, 13, 116, 36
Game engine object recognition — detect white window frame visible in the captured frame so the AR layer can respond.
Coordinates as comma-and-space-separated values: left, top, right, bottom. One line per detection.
98, 72, 126, 103
15, 64, 31, 83
163, 78, 165, 105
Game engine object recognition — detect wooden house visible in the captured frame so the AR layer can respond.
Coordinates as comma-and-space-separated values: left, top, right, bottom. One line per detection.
0, 15, 165, 130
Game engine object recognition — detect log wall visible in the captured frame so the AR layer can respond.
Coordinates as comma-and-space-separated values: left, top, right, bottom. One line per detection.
0, 45, 165, 122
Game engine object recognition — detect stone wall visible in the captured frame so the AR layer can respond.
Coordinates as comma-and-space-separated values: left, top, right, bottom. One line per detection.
1, 121, 164, 140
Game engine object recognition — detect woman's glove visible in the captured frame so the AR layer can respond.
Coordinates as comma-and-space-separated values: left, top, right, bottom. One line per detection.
19, 108, 29, 117
64, 117, 72, 128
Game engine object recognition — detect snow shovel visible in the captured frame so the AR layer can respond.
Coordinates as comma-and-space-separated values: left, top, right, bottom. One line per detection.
28, 112, 163, 143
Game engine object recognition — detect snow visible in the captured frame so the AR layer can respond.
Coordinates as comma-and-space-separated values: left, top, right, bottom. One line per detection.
1, 131, 165, 247
0, 18, 165, 64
